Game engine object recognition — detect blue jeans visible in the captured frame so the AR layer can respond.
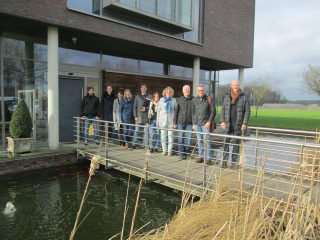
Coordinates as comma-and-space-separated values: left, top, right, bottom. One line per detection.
132, 124, 147, 147
194, 125, 211, 161
149, 120, 160, 149
84, 117, 98, 142
123, 123, 134, 143
177, 124, 193, 157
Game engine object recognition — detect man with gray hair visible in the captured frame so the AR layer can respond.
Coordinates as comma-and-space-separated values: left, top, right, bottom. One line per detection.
220, 79, 250, 168
174, 85, 194, 160
192, 84, 216, 165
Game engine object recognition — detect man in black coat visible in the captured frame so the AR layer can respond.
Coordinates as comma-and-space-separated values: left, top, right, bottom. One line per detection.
101, 85, 117, 141
81, 87, 101, 145
220, 79, 250, 168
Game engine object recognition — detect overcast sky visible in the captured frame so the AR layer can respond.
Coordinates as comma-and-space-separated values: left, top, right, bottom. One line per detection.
219, 0, 320, 101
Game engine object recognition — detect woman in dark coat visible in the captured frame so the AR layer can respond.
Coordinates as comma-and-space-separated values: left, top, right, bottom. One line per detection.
119, 89, 135, 148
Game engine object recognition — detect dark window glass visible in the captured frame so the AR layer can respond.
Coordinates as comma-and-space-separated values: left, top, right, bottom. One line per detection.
102, 10, 149, 28
140, 57, 167, 75
170, 64, 193, 78
116, 0, 137, 8
68, 0, 101, 14
58, 43, 100, 67
102, 50, 139, 72
3, 32, 47, 61
3, 59, 47, 122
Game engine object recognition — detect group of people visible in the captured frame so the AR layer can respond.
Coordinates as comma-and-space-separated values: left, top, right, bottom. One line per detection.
80, 80, 250, 167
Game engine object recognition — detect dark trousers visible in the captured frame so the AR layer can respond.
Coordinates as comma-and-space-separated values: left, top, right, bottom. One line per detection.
222, 127, 241, 167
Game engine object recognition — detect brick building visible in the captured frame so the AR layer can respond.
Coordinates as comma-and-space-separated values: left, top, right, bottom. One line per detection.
0, 0, 255, 148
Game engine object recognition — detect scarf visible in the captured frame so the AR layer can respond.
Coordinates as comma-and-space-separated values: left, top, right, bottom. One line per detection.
124, 97, 133, 103
230, 90, 241, 107
148, 101, 159, 119
164, 96, 172, 113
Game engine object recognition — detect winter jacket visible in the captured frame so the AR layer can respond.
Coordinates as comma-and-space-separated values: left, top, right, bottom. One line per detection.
101, 91, 116, 121
156, 97, 177, 128
174, 95, 194, 125
113, 98, 121, 130
220, 91, 250, 134
119, 97, 135, 123
133, 92, 152, 125
80, 93, 101, 118
191, 94, 216, 125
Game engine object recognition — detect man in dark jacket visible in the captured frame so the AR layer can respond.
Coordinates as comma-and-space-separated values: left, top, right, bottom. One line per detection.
220, 79, 250, 168
132, 84, 152, 149
101, 85, 117, 141
81, 87, 101, 145
192, 84, 216, 165
174, 85, 193, 160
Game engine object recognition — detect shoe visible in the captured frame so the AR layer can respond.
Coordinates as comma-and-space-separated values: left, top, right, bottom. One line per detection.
150, 148, 154, 153
195, 158, 204, 163
230, 164, 239, 169
179, 155, 184, 160
84, 141, 88, 146
185, 155, 191, 160
162, 151, 166, 156
132, 146, 136, 150
125, 143, 130, 148
95, 140, 99, 145
154, 149, 158, 153
168, 152, 172, 157
206, 160, 212, 166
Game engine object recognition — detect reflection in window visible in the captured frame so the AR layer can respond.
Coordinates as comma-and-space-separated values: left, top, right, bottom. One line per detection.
200, 69, 210, 80
140, 0, 157, 14
58, 44, 100, 67
68, 0, 101, 14
159, 0, 175, 21
140, 58, 167, 75
102, 52, 139, 72
116, 0, 137, 8
170, 64, 193, 78
3, 59, 47, 122
184, 0, 200, 42
3, 32, 47, 61
177, 0, 192, 26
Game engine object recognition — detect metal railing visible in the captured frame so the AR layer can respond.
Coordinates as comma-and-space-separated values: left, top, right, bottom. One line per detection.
73, 117, 320, 205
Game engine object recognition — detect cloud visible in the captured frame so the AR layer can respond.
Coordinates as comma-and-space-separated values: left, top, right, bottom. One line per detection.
219, 0, 320, 100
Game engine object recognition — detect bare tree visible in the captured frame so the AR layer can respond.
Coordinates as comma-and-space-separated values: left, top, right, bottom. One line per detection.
300, 64, 320, 97
250, 72, 283, 117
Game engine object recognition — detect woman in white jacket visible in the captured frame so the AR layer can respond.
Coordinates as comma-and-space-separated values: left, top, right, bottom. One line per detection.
157, 87, 177, 156
113, 91, 123, 146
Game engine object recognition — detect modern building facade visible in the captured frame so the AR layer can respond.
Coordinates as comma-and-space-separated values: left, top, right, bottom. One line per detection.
0, 0, 255, 148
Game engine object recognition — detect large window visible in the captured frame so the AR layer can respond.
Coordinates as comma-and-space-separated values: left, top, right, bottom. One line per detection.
169, 63, 193, 78
69, 0, 203, 43
140, 56, 168, 75
102, 50, 139, 72
68, 0, 101, 14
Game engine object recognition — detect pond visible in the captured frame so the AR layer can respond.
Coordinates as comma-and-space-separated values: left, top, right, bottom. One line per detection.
0, 162, 182, 240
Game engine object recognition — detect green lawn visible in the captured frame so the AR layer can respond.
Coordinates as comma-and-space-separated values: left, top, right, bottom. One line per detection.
217, 107, 320, 131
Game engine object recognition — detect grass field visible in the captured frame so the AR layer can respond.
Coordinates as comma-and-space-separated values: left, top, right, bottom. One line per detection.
217, 107, 320, 131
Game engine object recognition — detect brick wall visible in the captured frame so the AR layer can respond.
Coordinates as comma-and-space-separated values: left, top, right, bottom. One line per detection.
102, 71, 193, 98
0, 0, 255, 68
0, 152, 84, 175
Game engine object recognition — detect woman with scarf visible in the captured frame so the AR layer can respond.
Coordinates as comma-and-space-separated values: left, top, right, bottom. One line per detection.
157, 87, 177, 156
119, 89, 135, 148
113, 91, 124, 146
146, 92, 160, 153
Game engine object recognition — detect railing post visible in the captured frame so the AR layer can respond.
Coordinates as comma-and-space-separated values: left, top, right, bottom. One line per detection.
299, 144, 304, 174
76, 117, 80, 159
203, 133, 207, 191
105, 121, 109, 157
145, 125, 149, 152
254, 129, 259, 171
144, 125, 149, 182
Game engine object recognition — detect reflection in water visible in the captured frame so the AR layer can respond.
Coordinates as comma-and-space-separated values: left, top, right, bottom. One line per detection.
0, 162, 181, 240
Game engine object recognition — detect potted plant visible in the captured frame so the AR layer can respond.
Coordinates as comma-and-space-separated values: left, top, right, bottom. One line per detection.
7, 99, 34, 155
